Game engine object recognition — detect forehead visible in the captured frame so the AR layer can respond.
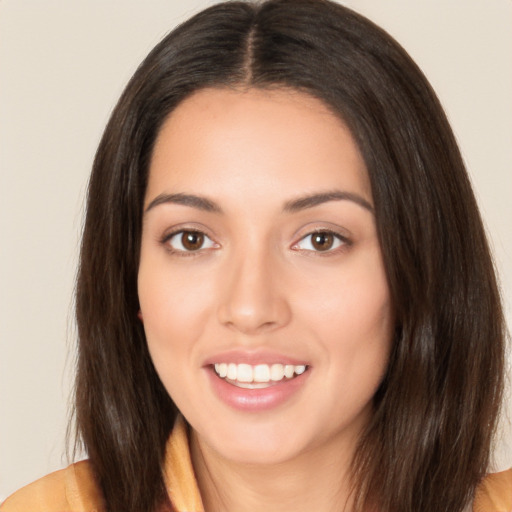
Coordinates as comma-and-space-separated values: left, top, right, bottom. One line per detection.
147, 87, 371, 206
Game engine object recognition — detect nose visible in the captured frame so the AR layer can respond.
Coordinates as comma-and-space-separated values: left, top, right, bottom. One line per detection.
216, 248, 291, 335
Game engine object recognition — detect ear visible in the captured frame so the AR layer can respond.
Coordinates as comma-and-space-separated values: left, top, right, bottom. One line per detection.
137, 309, 144, 321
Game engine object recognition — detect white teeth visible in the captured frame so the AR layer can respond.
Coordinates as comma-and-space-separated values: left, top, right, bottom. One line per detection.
253, 364, 270, 382
213, 362, 307, 383
295, 365, 306, 375
270, 364, 284, 381
237, 364, 253, 383
218, 363, 227, 378
227, 363, 237, 380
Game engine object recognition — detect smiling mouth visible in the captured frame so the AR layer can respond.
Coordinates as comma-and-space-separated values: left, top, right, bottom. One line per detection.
213, 363, 308, 389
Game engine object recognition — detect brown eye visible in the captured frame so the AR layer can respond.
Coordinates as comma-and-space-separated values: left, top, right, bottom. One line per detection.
294, 230, 347, 252
311, 232, 334, 251
166, 230, 216, 252
181, 231, 204, 251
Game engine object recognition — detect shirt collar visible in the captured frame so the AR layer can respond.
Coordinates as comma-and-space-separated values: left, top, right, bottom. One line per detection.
163, 416, 205, 512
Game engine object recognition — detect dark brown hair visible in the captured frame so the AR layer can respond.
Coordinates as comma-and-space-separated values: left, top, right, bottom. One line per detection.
75, 1, 505, 511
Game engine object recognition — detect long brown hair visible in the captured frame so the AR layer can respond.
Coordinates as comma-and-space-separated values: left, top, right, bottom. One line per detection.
75, 1, 505, 511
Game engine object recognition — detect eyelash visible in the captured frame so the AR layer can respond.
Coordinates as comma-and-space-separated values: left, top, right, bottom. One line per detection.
160, 228, 351, 256
291, 229, 351, 254
161, 229, 217, 256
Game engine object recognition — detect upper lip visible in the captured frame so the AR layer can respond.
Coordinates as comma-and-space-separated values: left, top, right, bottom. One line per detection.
202, 349, 309, 367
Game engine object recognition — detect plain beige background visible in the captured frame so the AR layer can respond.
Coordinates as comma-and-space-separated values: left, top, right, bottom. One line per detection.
1, 0, 511, 501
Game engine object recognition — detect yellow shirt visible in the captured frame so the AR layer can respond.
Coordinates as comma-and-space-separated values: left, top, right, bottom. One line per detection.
1, 418, 511, 512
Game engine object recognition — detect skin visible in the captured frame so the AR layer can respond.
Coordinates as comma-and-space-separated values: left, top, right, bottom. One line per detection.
138, 87, 394, 512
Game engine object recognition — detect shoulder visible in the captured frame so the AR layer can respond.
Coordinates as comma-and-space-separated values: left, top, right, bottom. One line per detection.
0, 460, 104, 512
474, 468, 512, 512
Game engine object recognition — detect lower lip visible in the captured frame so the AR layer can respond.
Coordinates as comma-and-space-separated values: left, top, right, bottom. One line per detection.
206, 367, 310, 412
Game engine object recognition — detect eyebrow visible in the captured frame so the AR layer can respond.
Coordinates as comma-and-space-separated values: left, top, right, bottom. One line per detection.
144, 190, 374, 215
283, 191, 374, 213
145, 193, 223, 214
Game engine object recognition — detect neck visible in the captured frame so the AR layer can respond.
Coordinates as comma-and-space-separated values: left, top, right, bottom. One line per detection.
190, 430, 357, 512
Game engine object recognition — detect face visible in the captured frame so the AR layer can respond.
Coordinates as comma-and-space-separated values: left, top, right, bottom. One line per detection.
138, 87, 393, 466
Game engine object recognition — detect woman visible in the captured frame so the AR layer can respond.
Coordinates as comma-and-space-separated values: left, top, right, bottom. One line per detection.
1, 1, 510, 511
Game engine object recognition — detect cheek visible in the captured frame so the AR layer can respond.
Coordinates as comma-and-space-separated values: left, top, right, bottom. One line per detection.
137, 257, 215, 366
296, 253, 393, 381
318, 277, 392, 420
301, 254, 392, 338
137, 270, 213, 409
